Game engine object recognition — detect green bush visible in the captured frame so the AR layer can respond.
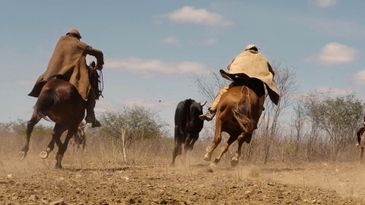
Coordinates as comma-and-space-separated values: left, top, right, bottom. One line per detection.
100, 105, 166, 147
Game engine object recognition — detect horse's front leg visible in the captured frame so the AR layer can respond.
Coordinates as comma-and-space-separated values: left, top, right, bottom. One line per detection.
39, 125, 65, 159
20, 112, 41, 160
204, 119, 222, 161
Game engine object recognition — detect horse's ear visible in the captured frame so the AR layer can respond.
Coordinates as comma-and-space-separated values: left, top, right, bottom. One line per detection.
200, 101, 207, 107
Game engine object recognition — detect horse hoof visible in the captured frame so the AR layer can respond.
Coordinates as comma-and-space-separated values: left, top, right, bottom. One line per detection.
19, 151, 27, 161
231, 157, 239, 167
55, 164, 62, 169
39, 151, 49, 159
204, 153, 211, 161
213, 158, 220, 164
207, 162, 216, 172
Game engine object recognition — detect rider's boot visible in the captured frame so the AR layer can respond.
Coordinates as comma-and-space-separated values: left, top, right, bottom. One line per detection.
85, 94, 101, 128
199, 108, 216, 121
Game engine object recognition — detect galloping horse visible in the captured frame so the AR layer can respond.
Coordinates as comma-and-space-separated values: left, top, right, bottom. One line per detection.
20, 67, 96, 168
204, 78, 266, 166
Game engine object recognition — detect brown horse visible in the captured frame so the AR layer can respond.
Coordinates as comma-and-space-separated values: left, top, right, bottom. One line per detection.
204, 78, 266, 166
20, 78, 86, 169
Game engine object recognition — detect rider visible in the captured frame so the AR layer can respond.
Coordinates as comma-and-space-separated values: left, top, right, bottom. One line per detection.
199, 44, 280, 121
28, 28, 104, 127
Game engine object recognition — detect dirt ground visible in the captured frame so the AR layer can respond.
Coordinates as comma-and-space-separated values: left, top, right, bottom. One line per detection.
0, 149, 364, 205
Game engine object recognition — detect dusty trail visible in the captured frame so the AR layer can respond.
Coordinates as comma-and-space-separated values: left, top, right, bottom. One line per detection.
0, 153, 364, 205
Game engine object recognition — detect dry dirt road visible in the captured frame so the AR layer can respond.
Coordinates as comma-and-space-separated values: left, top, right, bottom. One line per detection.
0, 152, 364, 205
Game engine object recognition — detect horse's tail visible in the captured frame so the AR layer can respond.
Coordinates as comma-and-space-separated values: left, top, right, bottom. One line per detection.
233, 87, 254, 133
236, 87, 251, 115
34, 89, 59, 119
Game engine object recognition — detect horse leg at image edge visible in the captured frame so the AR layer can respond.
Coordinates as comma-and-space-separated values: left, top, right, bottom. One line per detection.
20, 113, 41, 160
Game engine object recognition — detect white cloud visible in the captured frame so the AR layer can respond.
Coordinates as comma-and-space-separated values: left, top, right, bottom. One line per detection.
106, 57, 210, 75
353, 70, 365, 85
163, 6, 232, 27
95, 100, 119, 113
313, 0, 338, 8
95, 99, 176, 116
162, 36, 179, 45
306, 42, 357, 65
316, 86, 353, 95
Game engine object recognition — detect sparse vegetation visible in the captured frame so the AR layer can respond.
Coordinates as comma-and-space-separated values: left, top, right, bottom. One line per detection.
1, 96, 365, 203
99, 105, 168, 147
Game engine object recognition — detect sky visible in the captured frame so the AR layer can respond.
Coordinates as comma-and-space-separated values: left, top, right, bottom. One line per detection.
1, 0, 365, 133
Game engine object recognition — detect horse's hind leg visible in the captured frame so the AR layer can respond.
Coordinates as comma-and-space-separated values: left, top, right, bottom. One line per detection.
361, 147, 364, 162
204, 119, 222, 161
231, 133, 251, 166
39, 125, 65, 159
55, 128, 76, 169
214, 134, 237, 164
20, 112, 41, 160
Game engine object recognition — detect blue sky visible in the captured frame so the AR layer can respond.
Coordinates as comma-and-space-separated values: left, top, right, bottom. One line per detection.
1, 0, 365, 131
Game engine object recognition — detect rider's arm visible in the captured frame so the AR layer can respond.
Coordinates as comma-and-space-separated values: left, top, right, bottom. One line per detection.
85, 47, 104, 70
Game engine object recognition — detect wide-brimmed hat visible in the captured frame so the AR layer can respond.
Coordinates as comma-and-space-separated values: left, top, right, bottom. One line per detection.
245, 44, 258, 51
66, 28, 81, 39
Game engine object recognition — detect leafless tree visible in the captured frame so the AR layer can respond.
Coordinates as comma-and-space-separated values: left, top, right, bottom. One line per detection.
292, 101, 305, 157
195, 72, 228, 101
261, 65, 297, 164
